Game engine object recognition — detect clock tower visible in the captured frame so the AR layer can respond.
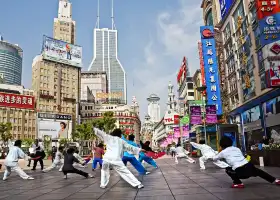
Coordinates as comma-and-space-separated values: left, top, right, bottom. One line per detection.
53, 0, 76, 44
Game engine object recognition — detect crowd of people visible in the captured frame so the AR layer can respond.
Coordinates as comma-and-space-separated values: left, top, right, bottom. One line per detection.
2, 127, 280, 190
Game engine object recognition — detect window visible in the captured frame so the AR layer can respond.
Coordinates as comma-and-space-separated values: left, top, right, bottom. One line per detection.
188, 92, 194, 97
223, 23, 231, 42
187, 83, 194, 89
205, 10, 213, 26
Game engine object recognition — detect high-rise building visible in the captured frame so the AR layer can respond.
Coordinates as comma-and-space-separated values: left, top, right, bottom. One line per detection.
53, 0, 75, 44
147, 94, 160, 123
0, 36, 23, 85
32, 0, 80, 140
88, 0, 126, 104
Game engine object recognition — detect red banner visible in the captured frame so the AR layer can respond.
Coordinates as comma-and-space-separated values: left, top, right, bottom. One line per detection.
177, 57, 188, 84
256, 0, 280, 20
0, 92, 35, 109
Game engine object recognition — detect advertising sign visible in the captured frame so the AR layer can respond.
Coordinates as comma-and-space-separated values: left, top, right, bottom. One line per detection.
177, 57, 188, 86
180, 115, 190, 125
96, 92, 122, 99
262, 42, 280, 87
42, 36, 82, 67
206, 105, 217, 124
37, 113, 72, 140
200, 26, 222, 115
219, 0, 234, 20
164, 110, 179, 125
173, 127, 180, 138
0, 92, 35, 109
259, 13, 280, 47
198, 42, 206, 86
256, 0, 280, 20
190, 106, 202, 125
182, 125, 189, 138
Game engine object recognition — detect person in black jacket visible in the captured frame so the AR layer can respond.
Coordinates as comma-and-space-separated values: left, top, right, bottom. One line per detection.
62, 148, 94, 179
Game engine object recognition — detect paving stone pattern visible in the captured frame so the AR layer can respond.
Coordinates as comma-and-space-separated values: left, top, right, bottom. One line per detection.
0, 157, 280, 200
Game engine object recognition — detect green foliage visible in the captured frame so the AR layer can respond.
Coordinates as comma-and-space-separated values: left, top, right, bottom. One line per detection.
0, 122, 12, 146
101, 111, 116, 133
75, 122, 96, 140
22, 138, 33, 147
59, 138, 70, 147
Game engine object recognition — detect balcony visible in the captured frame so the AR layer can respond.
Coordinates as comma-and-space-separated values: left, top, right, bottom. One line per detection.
63, 97, 76, 103
40, 94, 54, 99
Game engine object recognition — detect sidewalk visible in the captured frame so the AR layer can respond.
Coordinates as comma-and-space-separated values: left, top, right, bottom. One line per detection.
0, 157, 279, 199
0, 159, 53, 171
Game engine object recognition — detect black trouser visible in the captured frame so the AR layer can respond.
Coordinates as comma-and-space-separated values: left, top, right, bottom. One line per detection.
171, 151, 176, 157
226, 162, 276, 184
63, 168, 88, 178
33, 158, 44, 170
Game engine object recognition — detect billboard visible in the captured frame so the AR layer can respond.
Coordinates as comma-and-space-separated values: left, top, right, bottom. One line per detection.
0, 92, 35, 109
256, 0, 280, 20
198, 42, 206, 86
37, 113, 72, 140
164, 110, 179, 125
177, 57, 189, 86
262, 42, 280, 87
42, 36, 82, 68
206, 105, 217, 124
190, 106, 202, 125
219, 0, 234, 20
259, 13, 280, 47
96, 92, 122, 99
200, 26, 222, 115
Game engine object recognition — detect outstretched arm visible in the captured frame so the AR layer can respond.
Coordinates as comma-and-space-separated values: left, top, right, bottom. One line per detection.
190, 142, 203, 150
123, 141, 142, 155
93, 128, 109, 142
213, 151, 224, 161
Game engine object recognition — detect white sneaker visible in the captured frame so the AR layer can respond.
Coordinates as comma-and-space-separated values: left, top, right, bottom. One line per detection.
145, 172, 150, 175
27, 177, 34, 180
100, 186, 106, 189
63, 175, 67, 179
3, 177, 7, 181
137, 184, 144, 189
88, 174, 94, 178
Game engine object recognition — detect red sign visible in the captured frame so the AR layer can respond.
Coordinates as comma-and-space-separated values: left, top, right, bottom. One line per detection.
164, 118, 173, 123
0, 92, 35, 109
257, 0, 280, 20
177, 57, 188, 84
202, 29, 214, 38
174, 115, 180, 125
198, 42, 206, 86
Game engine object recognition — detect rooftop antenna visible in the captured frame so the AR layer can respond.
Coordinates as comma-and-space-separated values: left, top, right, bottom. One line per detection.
95, 0, 100, 28
111, 0, 116, 30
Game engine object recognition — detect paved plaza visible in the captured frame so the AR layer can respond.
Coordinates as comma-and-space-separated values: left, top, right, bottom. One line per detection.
0, 157, 280, 200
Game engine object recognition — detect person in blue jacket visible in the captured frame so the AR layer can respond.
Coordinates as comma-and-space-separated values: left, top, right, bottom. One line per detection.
122, 135, 149, 175
139, 141, 158, 169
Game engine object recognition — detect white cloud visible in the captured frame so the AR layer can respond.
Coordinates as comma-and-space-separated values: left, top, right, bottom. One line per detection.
131, 0, 202, 120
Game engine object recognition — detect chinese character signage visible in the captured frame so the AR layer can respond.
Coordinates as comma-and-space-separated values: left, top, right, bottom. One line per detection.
257, 0, 280, 20
42, 35, 82, 68
206, 105, 217, 124
259, 13, 280, 47
190, 106, 202, 125
198, 42, 206, 86
173, 127, 180, 138
200, 26, 222, 115
219, 0, 234, 20
182, 125, 189, 137
0, 93, 35, 110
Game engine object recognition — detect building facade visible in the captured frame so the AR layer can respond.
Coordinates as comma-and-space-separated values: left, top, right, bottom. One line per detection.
0, 37, 23, 85
147, 94, 160, 123
88, 28, 126, 104
141, 114, 154, 142
81, 71, 107, 103
0, 84, 36, 139
53, 0, 76, 44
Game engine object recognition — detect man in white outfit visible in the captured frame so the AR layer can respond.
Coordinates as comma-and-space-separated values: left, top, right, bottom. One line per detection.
190, 140, 229, 170
3, 140, 34, 180
94, 127, 145, 189
175, 143, 196, 164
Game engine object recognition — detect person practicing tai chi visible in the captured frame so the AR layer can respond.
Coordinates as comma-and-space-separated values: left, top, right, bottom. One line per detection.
3, 140, 34, 180
92, 143, 104, 171
43, 146, 64, 172
175, 139, 195, 164
213, 136, 280, 188
139, 141, 158, 169
190, 140, 229, 170
73, 149, 88, 168
122, 135, 150, 175
94, 127, 145, 189
62, 147, 94, 179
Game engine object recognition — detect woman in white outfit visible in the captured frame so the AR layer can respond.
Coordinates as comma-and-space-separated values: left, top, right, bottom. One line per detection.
175, 142, 195, 164
190, 140, 229, 170
43, 146, 64, 172
94, 127, 145, 189
3, 140, 34, 180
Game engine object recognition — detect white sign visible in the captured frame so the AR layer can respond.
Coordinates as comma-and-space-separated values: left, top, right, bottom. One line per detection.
164, 110, 179, 125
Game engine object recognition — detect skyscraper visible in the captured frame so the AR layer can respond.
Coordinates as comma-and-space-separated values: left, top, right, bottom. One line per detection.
53, 0, 76, 44
147, 94, 161, 123
88, 0, 126, 104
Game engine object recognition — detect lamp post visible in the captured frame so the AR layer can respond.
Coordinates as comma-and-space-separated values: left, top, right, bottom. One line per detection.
197, 86, 207, 144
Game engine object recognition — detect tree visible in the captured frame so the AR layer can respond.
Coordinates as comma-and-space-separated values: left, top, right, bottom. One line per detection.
92, 111, 116, 133
75, 122, 96, 141
22, 138, 33, 147
0, 122, 12, 146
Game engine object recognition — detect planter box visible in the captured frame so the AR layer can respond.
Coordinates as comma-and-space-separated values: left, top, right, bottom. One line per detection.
247, 150, 280, 167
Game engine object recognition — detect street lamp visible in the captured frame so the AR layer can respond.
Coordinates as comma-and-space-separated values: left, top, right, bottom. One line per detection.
196, 86, 207, 144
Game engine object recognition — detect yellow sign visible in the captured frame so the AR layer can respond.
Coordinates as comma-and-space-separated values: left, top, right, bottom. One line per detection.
243, 74, 251, 88
96, 92, 122, 99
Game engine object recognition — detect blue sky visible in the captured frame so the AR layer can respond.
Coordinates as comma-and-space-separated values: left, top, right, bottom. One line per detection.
0, 0, 202, 119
